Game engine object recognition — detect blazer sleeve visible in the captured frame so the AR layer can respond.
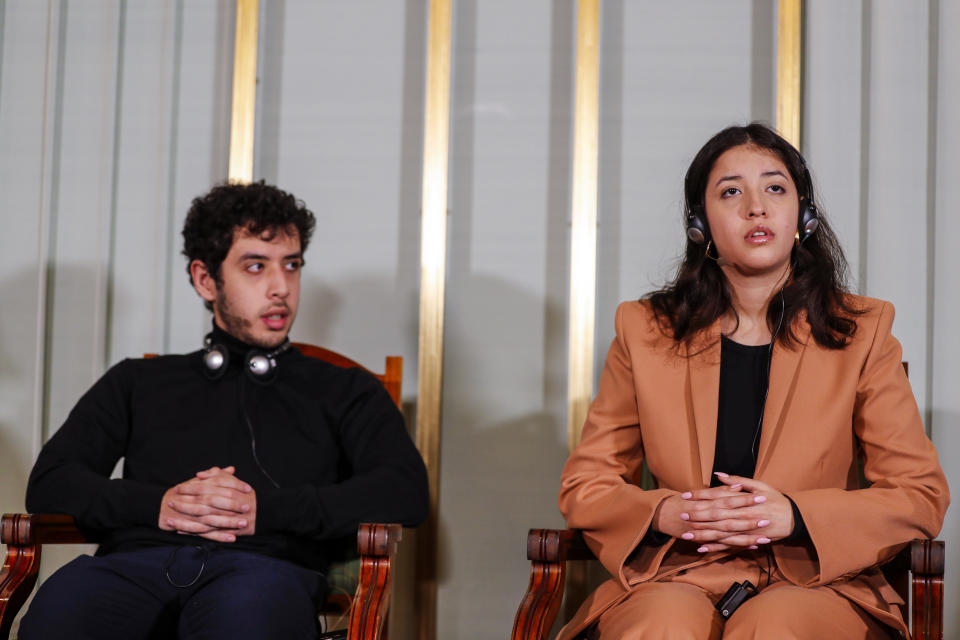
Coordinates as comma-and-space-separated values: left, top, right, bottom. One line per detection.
559, 303, 677, 587
781, 301, 949, 585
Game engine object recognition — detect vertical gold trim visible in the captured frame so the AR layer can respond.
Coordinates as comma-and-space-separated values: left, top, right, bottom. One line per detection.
776, 0, 802, 148
564, 0, 601, 623
414, 1, 452, 639
567, 0, 600, 452
228, 0, 259, 183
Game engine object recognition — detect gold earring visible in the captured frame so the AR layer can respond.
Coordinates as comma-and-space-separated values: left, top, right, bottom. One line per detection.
794, 230, 800, 247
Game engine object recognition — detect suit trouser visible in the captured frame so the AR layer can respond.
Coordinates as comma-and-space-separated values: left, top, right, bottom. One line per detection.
590, 551, 896, 640
18, 545, 326, 640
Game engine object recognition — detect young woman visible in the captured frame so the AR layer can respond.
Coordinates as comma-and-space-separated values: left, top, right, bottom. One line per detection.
557, 123, 948, 639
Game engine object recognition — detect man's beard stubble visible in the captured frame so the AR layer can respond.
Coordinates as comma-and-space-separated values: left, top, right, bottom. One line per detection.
215, 289, 287, 349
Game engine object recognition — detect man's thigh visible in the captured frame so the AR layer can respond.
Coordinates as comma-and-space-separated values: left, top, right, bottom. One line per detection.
18, 548, 179, 640
722, 584, 893, 639
591, 581, 723, 640
178, 549, 325, 640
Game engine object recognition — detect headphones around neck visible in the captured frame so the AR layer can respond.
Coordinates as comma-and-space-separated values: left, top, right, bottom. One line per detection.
202, 333, 292, 384
685, 149, 820, 247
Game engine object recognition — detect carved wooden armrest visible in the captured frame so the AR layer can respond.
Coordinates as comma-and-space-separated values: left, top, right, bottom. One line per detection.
512, 529, 595, 640
906, 539, 944, 640
348, 523, 402, 640
0, 514, 88, 638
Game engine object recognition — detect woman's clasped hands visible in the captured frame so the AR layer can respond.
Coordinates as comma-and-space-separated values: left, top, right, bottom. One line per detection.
652, 472, 794, 553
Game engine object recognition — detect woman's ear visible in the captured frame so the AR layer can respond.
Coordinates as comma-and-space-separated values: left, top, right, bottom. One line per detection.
190, 260, 218, 304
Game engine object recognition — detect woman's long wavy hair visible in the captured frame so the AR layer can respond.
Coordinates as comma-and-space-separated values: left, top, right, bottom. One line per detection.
647, 123, 863, 351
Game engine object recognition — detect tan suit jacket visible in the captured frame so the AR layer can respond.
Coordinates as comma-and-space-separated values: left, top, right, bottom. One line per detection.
557, 296, 949, 639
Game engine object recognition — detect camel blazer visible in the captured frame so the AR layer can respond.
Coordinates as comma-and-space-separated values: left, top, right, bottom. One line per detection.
557, 296, 949, 639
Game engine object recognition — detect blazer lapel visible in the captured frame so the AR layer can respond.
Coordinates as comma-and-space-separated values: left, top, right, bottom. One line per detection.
754, 315, 812, 477
685, 319, 722, 487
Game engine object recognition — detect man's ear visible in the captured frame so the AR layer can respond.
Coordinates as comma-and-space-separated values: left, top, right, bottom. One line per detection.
190, 260, 218, 304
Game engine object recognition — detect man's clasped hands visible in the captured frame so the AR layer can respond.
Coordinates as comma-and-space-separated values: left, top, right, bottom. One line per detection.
158, 466, 256, 542
653, 472, 795, 553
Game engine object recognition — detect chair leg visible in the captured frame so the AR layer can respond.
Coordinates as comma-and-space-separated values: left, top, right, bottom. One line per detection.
511, 560, 566, 640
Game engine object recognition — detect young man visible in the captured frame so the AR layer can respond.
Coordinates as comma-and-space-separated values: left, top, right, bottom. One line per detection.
20, 182, 429, 639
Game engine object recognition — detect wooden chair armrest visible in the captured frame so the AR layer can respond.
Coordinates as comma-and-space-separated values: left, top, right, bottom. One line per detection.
513, 529, 596, 640
347, 523, 402, 640
906, 539, 944, 640
1, 514, 88, 639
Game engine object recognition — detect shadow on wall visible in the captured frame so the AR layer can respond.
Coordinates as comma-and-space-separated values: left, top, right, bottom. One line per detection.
435, 271, 569, 638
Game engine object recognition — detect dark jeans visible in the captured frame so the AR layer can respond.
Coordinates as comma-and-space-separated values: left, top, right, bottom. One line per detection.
19, 546, 326, 640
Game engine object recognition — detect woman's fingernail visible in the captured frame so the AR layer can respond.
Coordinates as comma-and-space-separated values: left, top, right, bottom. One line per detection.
697, 546, 709, 553
682, 532, 695, 540
714, 472, 729, 478
749, 545, 759, 550
730, 483, 743, 490
757, 537, 771, 544
238, 520, 247, 527
753, 495, 767, 503
682, 492, 693, 499
757, 519, 770, 527
680, 512, 690, 521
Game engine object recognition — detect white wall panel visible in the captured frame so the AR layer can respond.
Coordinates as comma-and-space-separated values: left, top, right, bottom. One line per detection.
438, 1, 569, 637
864, 1, 930, 417
804, 0, 864, 287
108, 1, 178, 363
45, 1, 121, 439
0, 0, 58, 515
932, 2, 960, 637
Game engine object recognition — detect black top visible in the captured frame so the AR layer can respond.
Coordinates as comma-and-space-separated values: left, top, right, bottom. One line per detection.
711, 336, 770, 483
26, 324, 430, 572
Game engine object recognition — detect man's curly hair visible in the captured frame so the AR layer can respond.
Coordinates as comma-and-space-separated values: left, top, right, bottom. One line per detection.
182, 181, 316, 309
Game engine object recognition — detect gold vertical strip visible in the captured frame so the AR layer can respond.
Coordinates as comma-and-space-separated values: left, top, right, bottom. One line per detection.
414, 1, 452, 639
776, 0, 803, 148
227, 0, 259, 183
567, 0, 600, 452
564, 0, 601, 623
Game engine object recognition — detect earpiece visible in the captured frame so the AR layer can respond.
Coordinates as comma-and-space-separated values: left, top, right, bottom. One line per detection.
202, 333, 291, 383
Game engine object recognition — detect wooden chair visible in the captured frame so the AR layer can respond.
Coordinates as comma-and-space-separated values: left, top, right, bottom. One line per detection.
0, 345, 404, 640
511, 529, 944, 640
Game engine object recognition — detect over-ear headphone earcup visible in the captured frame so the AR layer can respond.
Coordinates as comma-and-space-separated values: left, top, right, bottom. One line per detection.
686, 206, 711, 245
797, 200, 820, 243
245, 349, 279, 384
202, 342, 229, 380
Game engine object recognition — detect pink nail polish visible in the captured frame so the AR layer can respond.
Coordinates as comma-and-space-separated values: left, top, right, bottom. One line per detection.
753, 495, 767, 503
749, 545, 759, 550
714, 472, 729, 478
680, 512, 690, 521
682, 491, 693, 499
757, 519, 770, 527
730, 483, 743, 490
697, 546, 709, 553
757, 537, 771, 544
682, 532, 694, 540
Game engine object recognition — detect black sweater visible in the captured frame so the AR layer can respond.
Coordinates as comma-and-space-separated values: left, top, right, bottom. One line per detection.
26, 326, 429, 572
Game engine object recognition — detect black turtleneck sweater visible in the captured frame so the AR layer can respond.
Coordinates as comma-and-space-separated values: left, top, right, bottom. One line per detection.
26, 325, 429, 572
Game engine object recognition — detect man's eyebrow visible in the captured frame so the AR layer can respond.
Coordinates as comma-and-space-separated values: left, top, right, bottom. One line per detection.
237, 252, 303, 261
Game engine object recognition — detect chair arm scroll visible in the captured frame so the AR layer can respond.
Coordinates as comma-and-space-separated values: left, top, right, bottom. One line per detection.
909, 539, 944, 640
348, 524, 402, 640
0, 514, 88, 639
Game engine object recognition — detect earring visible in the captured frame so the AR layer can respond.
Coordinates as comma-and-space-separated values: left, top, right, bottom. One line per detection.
704, 240, 714, 259
794, 230, 800, 247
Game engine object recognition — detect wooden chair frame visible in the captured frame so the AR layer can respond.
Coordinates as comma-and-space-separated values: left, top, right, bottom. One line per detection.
511, 528, 945, 640
0, 345, 405, 640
